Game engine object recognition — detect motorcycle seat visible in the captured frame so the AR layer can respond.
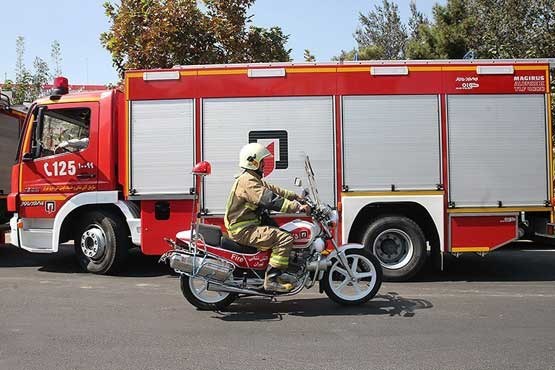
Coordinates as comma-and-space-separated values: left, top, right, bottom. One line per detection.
197, 224, 223, 246
220, 236, 259, 254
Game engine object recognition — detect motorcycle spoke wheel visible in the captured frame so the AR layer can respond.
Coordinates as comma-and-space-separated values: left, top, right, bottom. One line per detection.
323, 249, 382, 305
189, 277, 230, 303
180, 275, 237, 311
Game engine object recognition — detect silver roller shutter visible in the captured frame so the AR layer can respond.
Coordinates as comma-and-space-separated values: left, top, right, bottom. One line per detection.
448, 94, 548, 207
203, 96, 335, 214
343, 95, 441, 190
130, 99, 195, 196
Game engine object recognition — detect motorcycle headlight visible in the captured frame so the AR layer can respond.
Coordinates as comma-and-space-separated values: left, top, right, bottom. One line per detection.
313, 237, 326, 252
327, 210, 339, 228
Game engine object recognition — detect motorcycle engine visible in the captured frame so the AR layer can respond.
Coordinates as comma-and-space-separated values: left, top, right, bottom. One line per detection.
287, 249, 311, 275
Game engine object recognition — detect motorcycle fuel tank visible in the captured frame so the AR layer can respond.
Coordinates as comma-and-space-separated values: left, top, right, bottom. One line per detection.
281, 220, 320, 249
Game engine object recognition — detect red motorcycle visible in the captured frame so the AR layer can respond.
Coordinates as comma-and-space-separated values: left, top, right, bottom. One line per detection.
161, 156, 382, 310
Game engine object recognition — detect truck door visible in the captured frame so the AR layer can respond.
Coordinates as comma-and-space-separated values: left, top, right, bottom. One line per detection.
17, 102, 99, 251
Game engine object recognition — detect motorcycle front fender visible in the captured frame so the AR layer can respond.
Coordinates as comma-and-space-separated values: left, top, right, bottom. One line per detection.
323, 243, 366, 280
326, 243, 365, 260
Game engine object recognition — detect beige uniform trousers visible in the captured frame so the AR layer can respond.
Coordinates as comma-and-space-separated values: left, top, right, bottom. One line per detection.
232, 225, 294, 269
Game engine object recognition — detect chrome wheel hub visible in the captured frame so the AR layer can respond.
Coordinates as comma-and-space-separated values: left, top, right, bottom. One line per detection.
80, 226, 107, 260
373, 229, 414, 270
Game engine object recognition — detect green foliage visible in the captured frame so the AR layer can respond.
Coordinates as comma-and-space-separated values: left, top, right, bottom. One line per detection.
245, 26, 291, 63
51, 40, 63, 77
354, 0, 407, 59
303, 49, 316, 62
30, 57, 50, 101
13, 36, 31, 104
339, 0, 555, 61
10, 36, 59, 104
332, 46, 383, 62
100, 0, 291, 77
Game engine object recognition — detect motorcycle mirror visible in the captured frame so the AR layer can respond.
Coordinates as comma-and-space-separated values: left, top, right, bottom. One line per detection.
294, 177, 302, 187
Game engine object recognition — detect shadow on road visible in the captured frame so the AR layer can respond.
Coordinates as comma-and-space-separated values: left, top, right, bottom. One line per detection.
413, 241, 555, 283
212, 292, 433, 321
0, 244, 172, 277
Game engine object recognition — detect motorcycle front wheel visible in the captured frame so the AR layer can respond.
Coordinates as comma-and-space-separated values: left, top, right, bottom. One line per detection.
180, 275, 237, 311
322, 249, 382, 306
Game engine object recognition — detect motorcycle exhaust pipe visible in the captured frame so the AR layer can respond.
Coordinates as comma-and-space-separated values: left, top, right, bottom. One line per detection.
306, 258, 332, 272
169, 253, 234, 282
207, 282, 274, 297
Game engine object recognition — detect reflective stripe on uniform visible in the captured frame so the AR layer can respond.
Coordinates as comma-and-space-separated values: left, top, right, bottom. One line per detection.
280, 198, 292, 213
270, 254, 289, 268
245, 202, 257, 210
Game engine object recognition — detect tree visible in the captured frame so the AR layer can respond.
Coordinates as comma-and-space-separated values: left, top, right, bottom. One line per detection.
11, 36, 53, 104
354, 0, 407, 59
30, 57, 50, 101
13, 36, 31, 104
303, 49, 315, 62
244, 26, 290, 63
50, 40, 63, 77
100, 0, 291, 77
332, 46, 383, 62
468, 0, 555, 59
405, 1, 437, 59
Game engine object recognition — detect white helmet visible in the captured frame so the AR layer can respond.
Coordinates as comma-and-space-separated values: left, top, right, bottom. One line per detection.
239, 143, 271, 170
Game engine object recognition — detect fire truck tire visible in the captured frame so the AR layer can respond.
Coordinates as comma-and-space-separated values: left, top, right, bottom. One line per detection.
74, 210, 129, 275
362, 216, 426, 281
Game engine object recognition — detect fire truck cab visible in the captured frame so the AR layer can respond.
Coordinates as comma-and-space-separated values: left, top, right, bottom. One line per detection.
7, 59, 555, 280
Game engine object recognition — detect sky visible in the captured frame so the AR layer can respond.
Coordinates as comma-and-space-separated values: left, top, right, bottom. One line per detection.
0, 0, 443, 85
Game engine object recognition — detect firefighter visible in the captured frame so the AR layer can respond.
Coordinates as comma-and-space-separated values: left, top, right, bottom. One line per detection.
224, 143, 310, 292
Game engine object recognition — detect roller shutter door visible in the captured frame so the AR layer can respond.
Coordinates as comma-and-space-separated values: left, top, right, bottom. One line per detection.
448, 94, 548, 207
203, 96, 335, 214
343, 95, 441, 190
130, 99, 195, 197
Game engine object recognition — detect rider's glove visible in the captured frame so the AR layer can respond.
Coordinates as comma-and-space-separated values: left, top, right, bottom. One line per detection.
299, 204, 311, 215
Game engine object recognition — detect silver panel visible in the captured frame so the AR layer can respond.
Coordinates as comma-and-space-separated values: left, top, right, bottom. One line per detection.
0, 114, 19, 194
203, 96, 335, 214
448, 94, 548, 207
343, 95, 440, 190
130, 100, 194, 196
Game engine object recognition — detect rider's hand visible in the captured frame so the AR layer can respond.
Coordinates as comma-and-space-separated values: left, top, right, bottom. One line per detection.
299, 204, 311, 215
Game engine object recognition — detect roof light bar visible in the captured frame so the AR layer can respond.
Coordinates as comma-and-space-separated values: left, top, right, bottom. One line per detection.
248, 68, 286, 78
143, 71, 180, 81
371, 66, 409, 76
476, 66, 514, 75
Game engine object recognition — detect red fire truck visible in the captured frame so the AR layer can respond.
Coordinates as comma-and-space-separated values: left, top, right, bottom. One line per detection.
7, 59, 554, 280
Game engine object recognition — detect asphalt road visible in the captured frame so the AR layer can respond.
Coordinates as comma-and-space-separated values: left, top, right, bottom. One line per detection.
1, 242, 555, 370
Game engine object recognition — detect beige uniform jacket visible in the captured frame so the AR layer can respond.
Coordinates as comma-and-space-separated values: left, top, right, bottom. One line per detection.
224, 170, 302, 236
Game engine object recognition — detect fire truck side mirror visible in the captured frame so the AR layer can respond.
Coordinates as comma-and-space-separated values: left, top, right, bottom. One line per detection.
22, 152, 34, 162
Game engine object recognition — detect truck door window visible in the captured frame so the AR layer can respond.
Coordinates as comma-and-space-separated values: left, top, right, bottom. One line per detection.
35, 108, 91, 158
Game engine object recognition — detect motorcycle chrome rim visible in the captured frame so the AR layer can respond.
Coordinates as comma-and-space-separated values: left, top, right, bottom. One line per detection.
328, 254, 377, 301
188, 277, 230, 303
372, 229, 414, 270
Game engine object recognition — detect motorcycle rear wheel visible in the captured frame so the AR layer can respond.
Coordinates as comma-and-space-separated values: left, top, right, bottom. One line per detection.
180, 275, 237, 311
322, 249, 382, 306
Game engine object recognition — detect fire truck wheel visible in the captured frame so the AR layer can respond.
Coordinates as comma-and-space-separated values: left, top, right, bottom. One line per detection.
362, 216, 426, 281
74, 211, 129, 275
